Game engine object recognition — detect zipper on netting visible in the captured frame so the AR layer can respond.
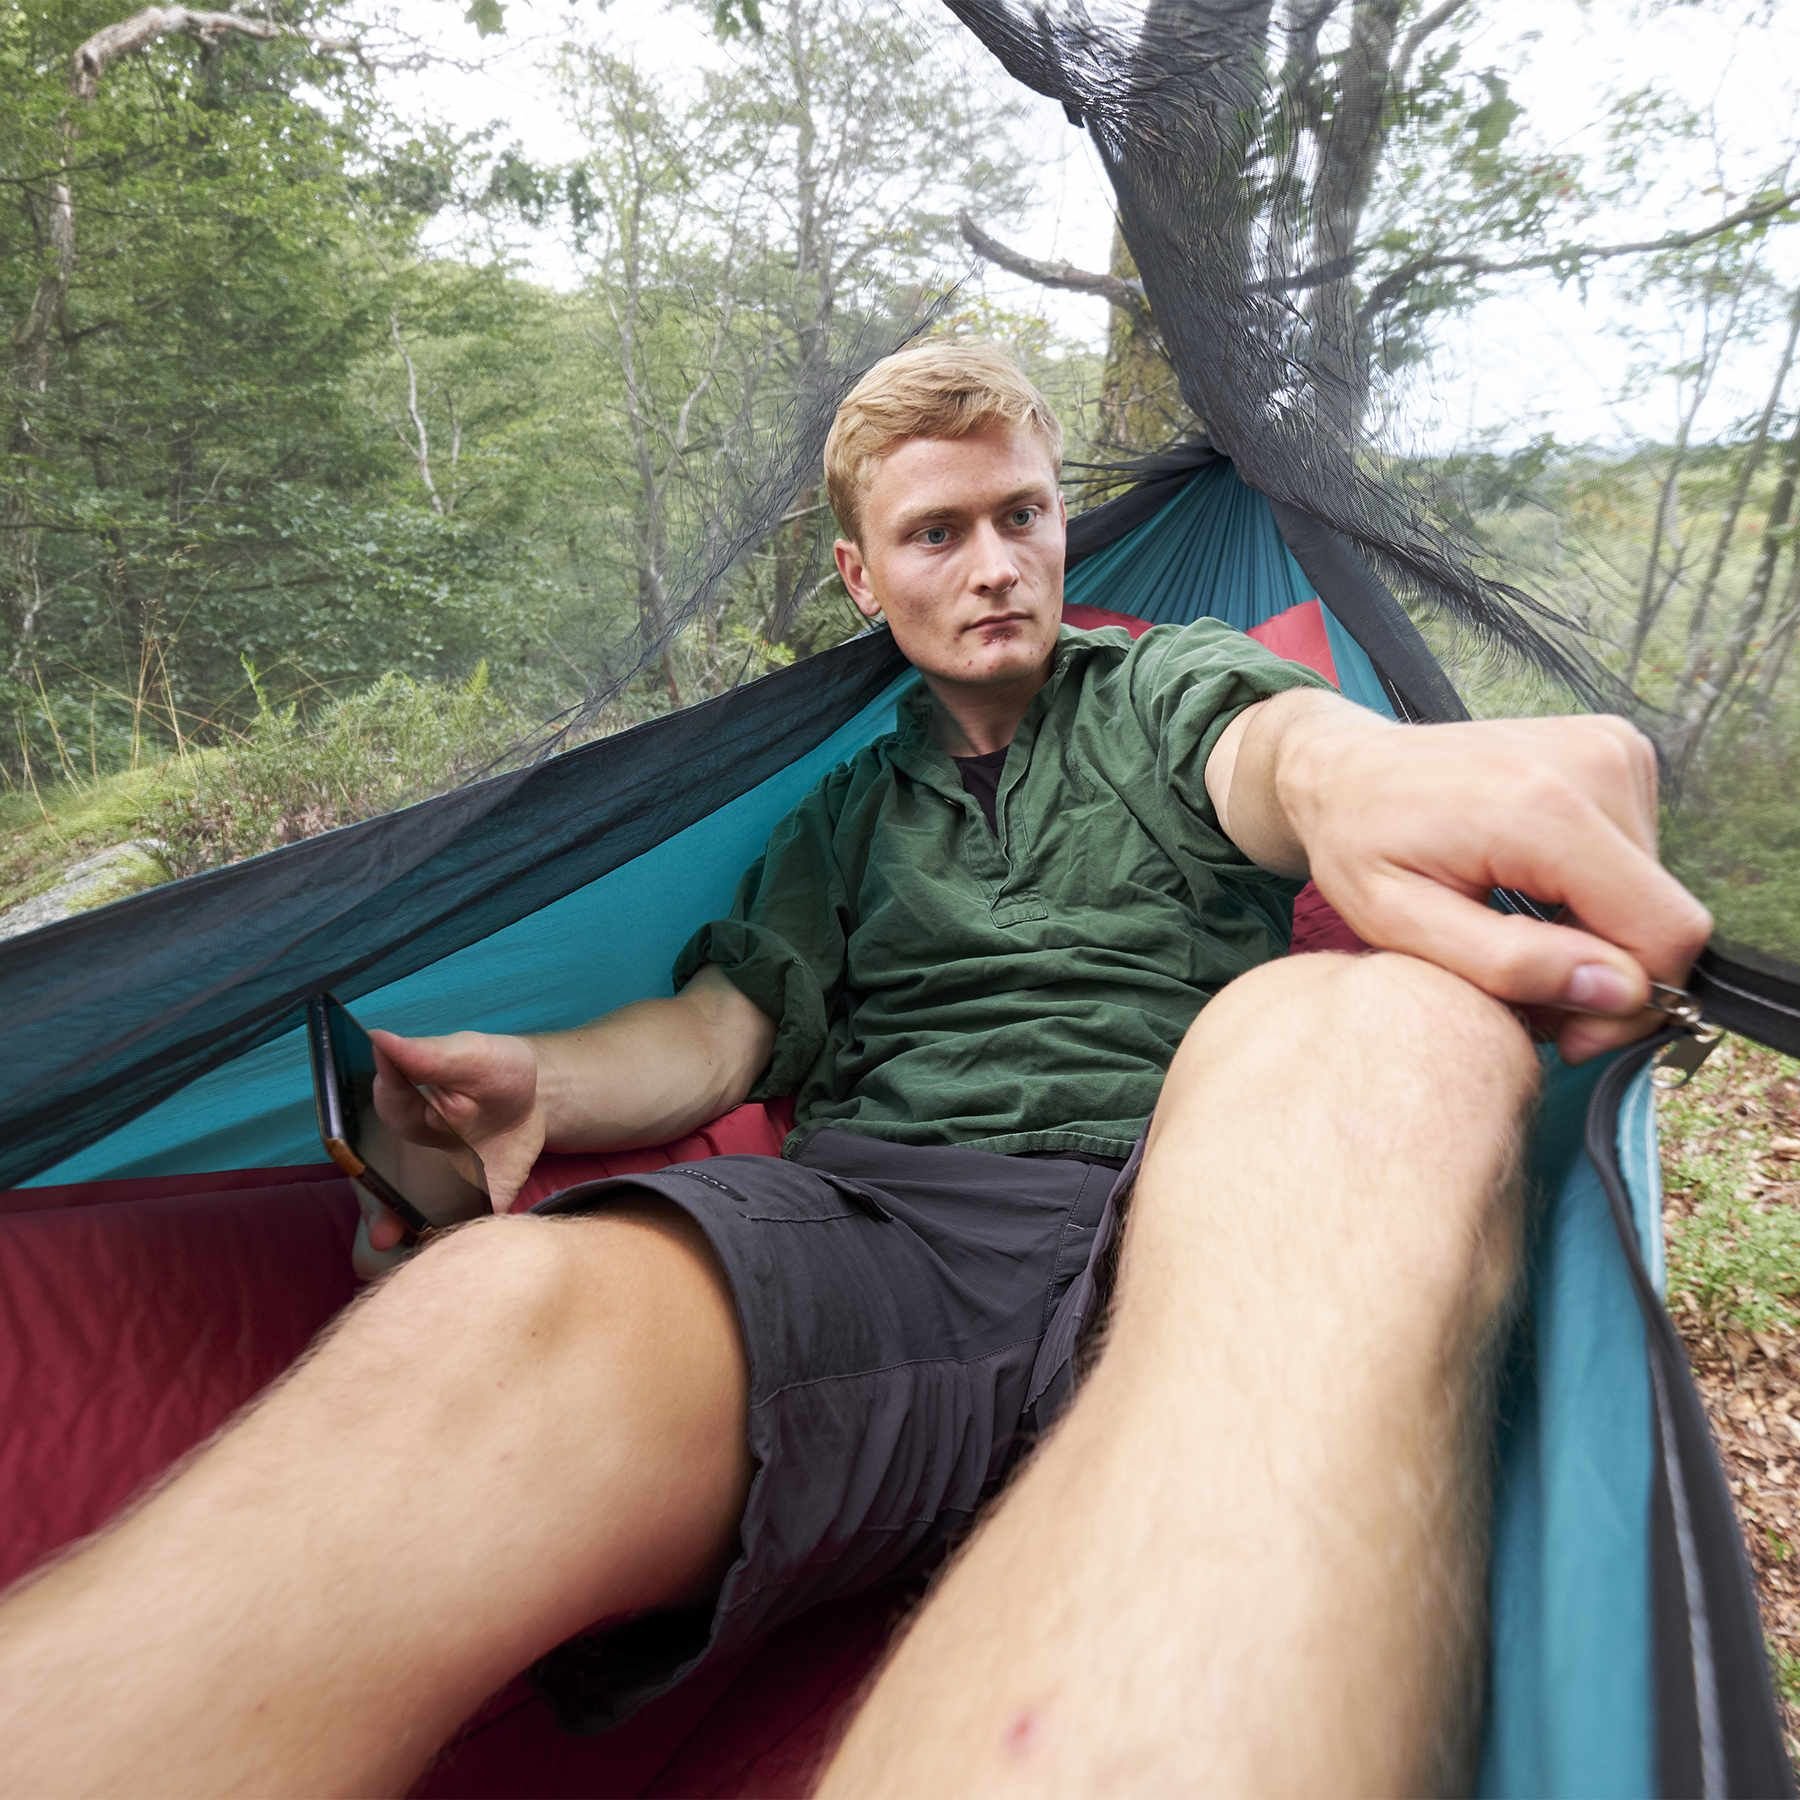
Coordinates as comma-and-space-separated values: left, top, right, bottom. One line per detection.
1645, 980, 1725, 1091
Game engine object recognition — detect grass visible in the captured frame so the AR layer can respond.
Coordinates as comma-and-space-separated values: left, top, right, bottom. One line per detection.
1663, 1136, 1800, 1337
1660, 1037, 1800, 1339
1777, 1648, 1800, 1715
0, 764, 178, 916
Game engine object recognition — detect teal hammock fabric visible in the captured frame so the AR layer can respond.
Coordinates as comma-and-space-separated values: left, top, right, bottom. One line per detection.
31, 458, 1657, 1796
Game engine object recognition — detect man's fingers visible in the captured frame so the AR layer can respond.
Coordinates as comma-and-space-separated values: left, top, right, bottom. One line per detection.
368, 1032, 460, 1145
1503, 812, 1710, 993
369, 1027, 511, 1094
350, 1191, 411, 1281
1558, 715, 1661, 855
1556, 1011, 1658, 1066
1359, 877, 1655, 1017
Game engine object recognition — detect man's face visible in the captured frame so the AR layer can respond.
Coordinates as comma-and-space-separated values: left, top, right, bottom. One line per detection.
834, 426, 1066, 691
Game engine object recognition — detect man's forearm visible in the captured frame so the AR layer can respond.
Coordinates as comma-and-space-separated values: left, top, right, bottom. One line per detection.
530, 968, 776, 1153
1207, 687, 1389, 876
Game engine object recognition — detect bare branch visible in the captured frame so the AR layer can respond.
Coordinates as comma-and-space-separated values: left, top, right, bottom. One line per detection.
69, 6, 361, 100
1392, 0, 1471, 90
1356, 188, 1800, 325
958, 212, 1148, 317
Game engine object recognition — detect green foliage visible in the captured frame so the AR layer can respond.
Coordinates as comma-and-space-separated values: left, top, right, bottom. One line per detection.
1775, 1646, 1800, 1711
712, 0, 764, 35
151, 665, 529, 878
0, 0, 1098, 900
1665, 722, 1800, 959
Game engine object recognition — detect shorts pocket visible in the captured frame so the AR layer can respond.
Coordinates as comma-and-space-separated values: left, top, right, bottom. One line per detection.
811, 1172, 895, 1222
666, 1160, 892, 1223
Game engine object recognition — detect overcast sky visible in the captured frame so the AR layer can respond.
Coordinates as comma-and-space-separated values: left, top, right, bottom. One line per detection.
352, 0, 1800, 453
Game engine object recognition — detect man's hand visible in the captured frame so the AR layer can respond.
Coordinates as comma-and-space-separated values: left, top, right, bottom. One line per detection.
356, 1029, 546, 1272
1211, 692, 1714, 1064
348, 970, 774, 1277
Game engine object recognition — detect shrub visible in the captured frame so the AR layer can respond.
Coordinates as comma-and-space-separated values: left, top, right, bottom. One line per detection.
153, 665, 529, 879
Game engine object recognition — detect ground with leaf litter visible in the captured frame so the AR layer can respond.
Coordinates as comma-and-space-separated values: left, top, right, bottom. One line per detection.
1659, 1034, 1800, 1759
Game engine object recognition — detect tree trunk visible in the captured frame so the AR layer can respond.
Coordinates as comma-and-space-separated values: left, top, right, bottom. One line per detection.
1751, 571, 1800, 721
1095, 228, 1189, 458
1625, 256, 1758, 683
1302, 0, 1405, 446
1677, 415, 1800, 773
765, 4, 833, 654
1670, 288, 1800, 723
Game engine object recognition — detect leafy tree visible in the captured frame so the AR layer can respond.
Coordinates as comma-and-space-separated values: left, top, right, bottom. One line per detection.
529, 0, 1041, 703
953, 0, 1800, 445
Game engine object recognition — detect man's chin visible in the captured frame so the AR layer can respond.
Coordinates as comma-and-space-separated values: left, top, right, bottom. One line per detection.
957, 625, 1057, 678
952, 646, 1051, 687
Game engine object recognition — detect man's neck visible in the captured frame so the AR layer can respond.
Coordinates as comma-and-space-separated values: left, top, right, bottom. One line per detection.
925, 658, 1053, 757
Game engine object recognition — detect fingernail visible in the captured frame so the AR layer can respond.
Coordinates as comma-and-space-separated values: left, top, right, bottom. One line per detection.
1566, 963, 1634, 1014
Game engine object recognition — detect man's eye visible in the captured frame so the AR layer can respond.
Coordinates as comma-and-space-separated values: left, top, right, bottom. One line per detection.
1009, 507, 1039, 528
921, 526, 950, 546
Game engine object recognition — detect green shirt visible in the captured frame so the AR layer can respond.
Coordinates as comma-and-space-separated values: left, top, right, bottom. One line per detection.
674, 620, 1332, 1159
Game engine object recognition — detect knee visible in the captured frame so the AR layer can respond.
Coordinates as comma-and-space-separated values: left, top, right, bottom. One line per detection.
362, 1214, 590, 1371
1151, 953, 1542, 1333
1169, 950, 1540, 1121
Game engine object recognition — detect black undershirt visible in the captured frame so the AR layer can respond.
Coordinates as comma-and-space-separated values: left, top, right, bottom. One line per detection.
952, 746, 1009, 838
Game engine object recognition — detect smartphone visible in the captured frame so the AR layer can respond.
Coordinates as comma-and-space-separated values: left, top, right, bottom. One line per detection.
306, 992, 435, 1244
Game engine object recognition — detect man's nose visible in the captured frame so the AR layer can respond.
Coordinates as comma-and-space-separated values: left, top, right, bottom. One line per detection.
969, 522, 1020, 593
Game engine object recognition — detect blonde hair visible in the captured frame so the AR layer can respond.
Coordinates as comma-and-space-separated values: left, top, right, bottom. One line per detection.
824, 341, 1063, 542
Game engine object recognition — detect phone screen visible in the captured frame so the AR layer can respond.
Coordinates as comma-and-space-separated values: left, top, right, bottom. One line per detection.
307, 993, 433, 1240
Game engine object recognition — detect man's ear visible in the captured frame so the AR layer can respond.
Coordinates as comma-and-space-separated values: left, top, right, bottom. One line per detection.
835, 538, 882, 621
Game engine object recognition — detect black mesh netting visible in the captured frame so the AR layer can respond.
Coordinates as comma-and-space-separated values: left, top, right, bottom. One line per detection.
941, 0, 1800, 984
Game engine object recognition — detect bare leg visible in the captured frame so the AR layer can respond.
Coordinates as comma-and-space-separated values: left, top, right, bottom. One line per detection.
819, 952, 1541, 1798
0, 1203, 750, 1798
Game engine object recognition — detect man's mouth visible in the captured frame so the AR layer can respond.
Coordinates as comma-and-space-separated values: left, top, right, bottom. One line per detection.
966, 611, 1030, 631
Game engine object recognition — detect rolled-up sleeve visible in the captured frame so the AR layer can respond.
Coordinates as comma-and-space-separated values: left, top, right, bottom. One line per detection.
672, 782, 850, 1099
1124, 618, 1332, 866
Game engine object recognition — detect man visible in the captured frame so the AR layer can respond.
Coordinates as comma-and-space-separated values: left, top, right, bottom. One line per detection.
0, 343, 1708, 1796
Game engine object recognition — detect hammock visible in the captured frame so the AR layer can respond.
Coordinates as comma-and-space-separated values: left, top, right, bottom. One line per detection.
2, 446, 1789, 1795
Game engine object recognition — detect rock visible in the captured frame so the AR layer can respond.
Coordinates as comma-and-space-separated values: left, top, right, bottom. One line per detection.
0, 841, 169, 941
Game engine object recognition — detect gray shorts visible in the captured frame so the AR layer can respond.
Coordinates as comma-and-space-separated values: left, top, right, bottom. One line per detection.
527, 1126, 1141, 1732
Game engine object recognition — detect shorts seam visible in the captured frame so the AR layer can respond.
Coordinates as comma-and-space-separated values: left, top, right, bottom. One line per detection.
1036, 1160, 1104, 1339
662, 1161, 874, 1223
661, 1166, 749, 1200
752, 1333, 1041, 1406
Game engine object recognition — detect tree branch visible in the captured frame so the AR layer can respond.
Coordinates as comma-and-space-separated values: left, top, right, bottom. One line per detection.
1392, 0, 1471, 91
390, 313, 444, 516
958, 212, 1148, 317
69, 6, 361, 99
1355, 188, 1800, 325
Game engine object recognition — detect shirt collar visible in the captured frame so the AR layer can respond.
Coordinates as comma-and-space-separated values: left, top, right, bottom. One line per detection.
893, 624, 1104, 745
889, 625, 1108, 784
